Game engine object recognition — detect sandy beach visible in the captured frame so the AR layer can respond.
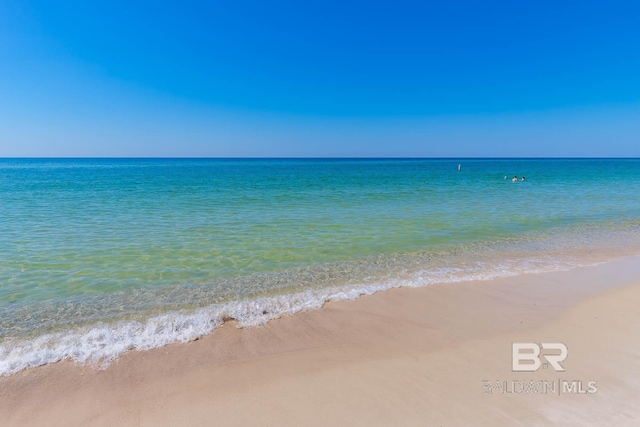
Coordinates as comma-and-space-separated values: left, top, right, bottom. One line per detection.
1, 256, 640, 426
4, 1, 640, 424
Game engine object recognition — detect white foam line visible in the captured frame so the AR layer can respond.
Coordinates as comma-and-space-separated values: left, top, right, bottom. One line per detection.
0, 257, 588, 376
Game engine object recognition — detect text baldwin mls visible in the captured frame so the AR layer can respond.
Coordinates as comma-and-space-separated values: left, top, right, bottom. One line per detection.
482, 343, 597, 395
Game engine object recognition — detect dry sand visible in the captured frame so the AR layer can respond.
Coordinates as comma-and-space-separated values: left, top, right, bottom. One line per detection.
1, 256, 640, 426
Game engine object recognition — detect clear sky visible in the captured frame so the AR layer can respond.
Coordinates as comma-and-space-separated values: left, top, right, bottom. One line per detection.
1, 0, 639, 157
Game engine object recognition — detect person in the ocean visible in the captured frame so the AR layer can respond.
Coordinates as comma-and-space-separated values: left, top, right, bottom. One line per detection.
521, 176, 526, 182
512, 176, 518, 182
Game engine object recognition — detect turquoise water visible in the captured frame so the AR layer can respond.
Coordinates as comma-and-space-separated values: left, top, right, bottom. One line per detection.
1, 158, 640, 374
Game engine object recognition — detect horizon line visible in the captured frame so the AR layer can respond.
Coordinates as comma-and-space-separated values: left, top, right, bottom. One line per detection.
1, 156, 639, 160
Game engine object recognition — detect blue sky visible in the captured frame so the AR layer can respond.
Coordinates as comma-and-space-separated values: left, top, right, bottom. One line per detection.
1, 0, 639, 157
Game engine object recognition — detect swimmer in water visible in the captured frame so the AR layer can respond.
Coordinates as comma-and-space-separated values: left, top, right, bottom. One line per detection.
512, 176, 518, 182
521, 176, 526, 182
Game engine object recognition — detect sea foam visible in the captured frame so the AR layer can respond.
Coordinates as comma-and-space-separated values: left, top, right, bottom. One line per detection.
0, 255, 593, 376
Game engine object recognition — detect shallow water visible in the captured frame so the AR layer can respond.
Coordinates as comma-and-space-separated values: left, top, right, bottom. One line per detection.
1, 158, 639, 375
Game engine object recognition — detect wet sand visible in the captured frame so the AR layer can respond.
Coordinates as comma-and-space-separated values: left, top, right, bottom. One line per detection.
1, 256, 640, 426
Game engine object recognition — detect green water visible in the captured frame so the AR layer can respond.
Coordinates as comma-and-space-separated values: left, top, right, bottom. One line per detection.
3, 158, 637, 304
1, 158, 640, 375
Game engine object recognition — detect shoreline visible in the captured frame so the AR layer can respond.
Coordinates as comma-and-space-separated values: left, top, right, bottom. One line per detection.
2, 256, 640, 425
3, 246, 638, 377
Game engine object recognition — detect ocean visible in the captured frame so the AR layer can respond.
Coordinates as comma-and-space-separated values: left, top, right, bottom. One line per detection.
1, 158, 639, 375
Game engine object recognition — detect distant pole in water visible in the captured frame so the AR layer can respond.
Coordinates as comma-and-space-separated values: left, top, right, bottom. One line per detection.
458, 164, 461, 171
